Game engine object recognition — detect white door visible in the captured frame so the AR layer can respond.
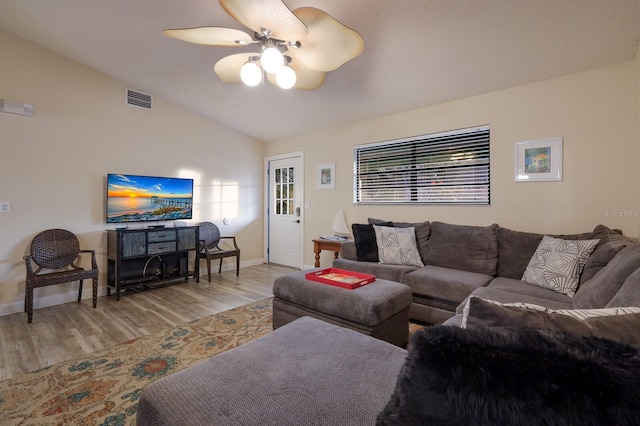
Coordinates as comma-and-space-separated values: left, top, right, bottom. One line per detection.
266, 153, 304, 268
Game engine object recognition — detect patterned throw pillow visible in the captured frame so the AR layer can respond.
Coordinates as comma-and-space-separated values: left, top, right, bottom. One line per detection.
522, 235, 599, 297
373, 225, 424, 267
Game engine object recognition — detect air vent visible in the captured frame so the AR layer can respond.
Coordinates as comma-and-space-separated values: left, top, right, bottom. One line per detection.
0, 99, 34, 116
126, 89, 153, 110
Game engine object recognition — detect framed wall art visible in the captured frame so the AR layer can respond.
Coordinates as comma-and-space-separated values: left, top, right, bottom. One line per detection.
514, 137, 563, 182
317, 163, 335, 189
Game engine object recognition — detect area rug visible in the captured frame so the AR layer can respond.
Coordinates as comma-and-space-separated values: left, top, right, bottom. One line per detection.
0, 298, 274, 426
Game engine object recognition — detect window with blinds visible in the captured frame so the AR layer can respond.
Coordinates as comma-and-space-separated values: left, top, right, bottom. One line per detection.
354, 126, 490, 205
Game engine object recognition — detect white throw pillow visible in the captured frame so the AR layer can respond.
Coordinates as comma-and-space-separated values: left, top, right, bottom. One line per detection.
373, 225, 424, 267
522, 235, 599, 297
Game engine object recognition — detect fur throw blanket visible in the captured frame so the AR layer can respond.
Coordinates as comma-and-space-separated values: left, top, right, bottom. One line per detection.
377, 325, 640, 425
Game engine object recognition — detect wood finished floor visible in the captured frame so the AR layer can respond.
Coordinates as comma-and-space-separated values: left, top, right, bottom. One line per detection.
0, 263, 296, 381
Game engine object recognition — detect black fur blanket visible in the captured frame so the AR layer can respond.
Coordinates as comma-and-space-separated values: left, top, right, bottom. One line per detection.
377, 325, 640, 425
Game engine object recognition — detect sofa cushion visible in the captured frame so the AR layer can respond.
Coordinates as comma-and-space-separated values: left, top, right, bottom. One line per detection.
580, 225, 633, 283
457, 286, 573, 314
574, 244, 640, 309
404, 265, 493, 304
373, 225, 424, 267
496, 227, 546, 279
369, 218, 430, 262
487, 277, 576, 303
521, 235, 599, 297
352, 222, 392, 262
376, 325, 640, 426
607, 265, 640, 308
333, 258, 418, 283
422, 222, 498, 276
496, 226, 593, 280
461, 297, 640, 345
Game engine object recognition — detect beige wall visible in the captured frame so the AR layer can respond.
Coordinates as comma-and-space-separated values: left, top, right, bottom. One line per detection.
0, 30, 266, 315
267, 60, 640, 267
636, 42, 640, 237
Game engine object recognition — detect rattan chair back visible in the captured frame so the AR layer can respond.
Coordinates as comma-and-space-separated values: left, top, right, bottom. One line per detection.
30, 229, 81, 270
199, 222, 222, 249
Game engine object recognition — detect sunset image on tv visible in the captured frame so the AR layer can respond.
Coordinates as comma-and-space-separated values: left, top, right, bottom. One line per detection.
106, 174, 194, 223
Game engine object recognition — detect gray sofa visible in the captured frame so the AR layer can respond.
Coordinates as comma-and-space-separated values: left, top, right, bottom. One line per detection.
137, 220, 640, 424
333, 220, 639, 324
137, 314, 640, 425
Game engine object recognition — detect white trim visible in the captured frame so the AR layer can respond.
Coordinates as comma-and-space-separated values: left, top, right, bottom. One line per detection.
354, 125, 490, 150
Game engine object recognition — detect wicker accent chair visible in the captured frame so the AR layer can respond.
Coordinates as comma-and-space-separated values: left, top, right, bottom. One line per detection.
23, 229, 99, 323
198, 222, 240, 281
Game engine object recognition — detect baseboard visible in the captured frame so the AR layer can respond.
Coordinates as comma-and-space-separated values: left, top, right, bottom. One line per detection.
0, 258, 266, 318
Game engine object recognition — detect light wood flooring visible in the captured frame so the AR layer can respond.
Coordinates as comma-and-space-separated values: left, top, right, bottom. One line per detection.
0, 263, 296, 381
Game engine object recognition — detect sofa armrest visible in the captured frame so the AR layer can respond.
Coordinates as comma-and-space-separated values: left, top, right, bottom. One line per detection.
340, 240, 357, 260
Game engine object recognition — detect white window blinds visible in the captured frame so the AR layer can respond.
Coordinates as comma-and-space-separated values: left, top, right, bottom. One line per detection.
354, 126, 490, 205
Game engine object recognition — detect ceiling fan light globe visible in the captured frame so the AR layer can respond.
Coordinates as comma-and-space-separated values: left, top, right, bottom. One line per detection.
240, 61, 262, 86
276, 66, 296, 89
261, 47, 284, 73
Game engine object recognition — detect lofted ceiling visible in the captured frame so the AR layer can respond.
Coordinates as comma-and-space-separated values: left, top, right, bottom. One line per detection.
1, 0, 639, 142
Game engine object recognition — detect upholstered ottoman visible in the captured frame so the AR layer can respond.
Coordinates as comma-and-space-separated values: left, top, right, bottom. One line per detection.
272, 269, 413, 347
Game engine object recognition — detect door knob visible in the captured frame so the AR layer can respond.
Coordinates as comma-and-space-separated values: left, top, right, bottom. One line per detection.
293, 219, 300, 223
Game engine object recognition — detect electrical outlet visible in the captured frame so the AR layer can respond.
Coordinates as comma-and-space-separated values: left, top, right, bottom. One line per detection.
0, 202, 10, 213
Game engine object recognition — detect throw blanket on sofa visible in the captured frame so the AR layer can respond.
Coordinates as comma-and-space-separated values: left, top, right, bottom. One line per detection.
377, 325, 640, 425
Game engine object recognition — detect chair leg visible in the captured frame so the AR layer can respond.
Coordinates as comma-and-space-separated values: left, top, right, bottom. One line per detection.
92, 277, 98, 308
25, 285, 34, 324
78, 279, 83, 303
206, 258, 212, 283
218, 259, 223, 273
235, 255, 240, 277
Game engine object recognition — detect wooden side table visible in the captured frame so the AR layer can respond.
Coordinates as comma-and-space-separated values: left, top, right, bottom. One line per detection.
313, 239, 347, 267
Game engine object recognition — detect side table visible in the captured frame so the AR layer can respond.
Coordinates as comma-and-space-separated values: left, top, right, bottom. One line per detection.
312, 238, 347, 267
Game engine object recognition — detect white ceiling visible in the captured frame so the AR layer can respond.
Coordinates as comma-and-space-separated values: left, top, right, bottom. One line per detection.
1, 0, 639, 142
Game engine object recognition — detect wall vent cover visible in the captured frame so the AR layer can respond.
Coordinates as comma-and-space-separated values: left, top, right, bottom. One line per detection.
126, 89, 153, 110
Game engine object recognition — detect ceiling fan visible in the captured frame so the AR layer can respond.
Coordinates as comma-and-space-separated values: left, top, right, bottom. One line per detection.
162, 0, 364, 90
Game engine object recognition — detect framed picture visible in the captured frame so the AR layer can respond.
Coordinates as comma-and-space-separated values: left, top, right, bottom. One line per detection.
514, 137, 563, 182
317, 163, 335, 189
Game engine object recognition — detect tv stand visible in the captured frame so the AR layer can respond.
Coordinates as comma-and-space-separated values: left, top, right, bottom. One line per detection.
106, 226, 200, 300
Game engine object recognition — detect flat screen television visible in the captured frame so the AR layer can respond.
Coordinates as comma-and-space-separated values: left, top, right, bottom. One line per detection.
106, 174, 194, 224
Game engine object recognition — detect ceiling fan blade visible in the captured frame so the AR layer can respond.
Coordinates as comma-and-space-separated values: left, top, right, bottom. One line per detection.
162, 27, 252, 46
267, 61, 326, 90
214, 53, 256, 83
290, 7, 364, 72
220, 0, 307, 41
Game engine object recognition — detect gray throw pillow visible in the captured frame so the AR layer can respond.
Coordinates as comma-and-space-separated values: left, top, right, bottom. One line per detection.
462, 297, 640, 345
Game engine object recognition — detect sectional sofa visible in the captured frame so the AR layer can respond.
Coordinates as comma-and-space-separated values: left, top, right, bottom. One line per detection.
333, 220, 640, 324
136, 220, 640, 424
137, 314, 640, 425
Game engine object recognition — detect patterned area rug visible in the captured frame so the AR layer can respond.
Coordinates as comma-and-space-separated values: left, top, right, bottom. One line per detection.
0, 298, 274, 426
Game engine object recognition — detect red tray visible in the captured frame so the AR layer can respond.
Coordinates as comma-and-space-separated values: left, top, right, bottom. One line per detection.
305, 268, 376, 290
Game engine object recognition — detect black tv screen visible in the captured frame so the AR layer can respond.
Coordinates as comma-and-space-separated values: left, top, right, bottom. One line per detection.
106, 174, 194, 223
